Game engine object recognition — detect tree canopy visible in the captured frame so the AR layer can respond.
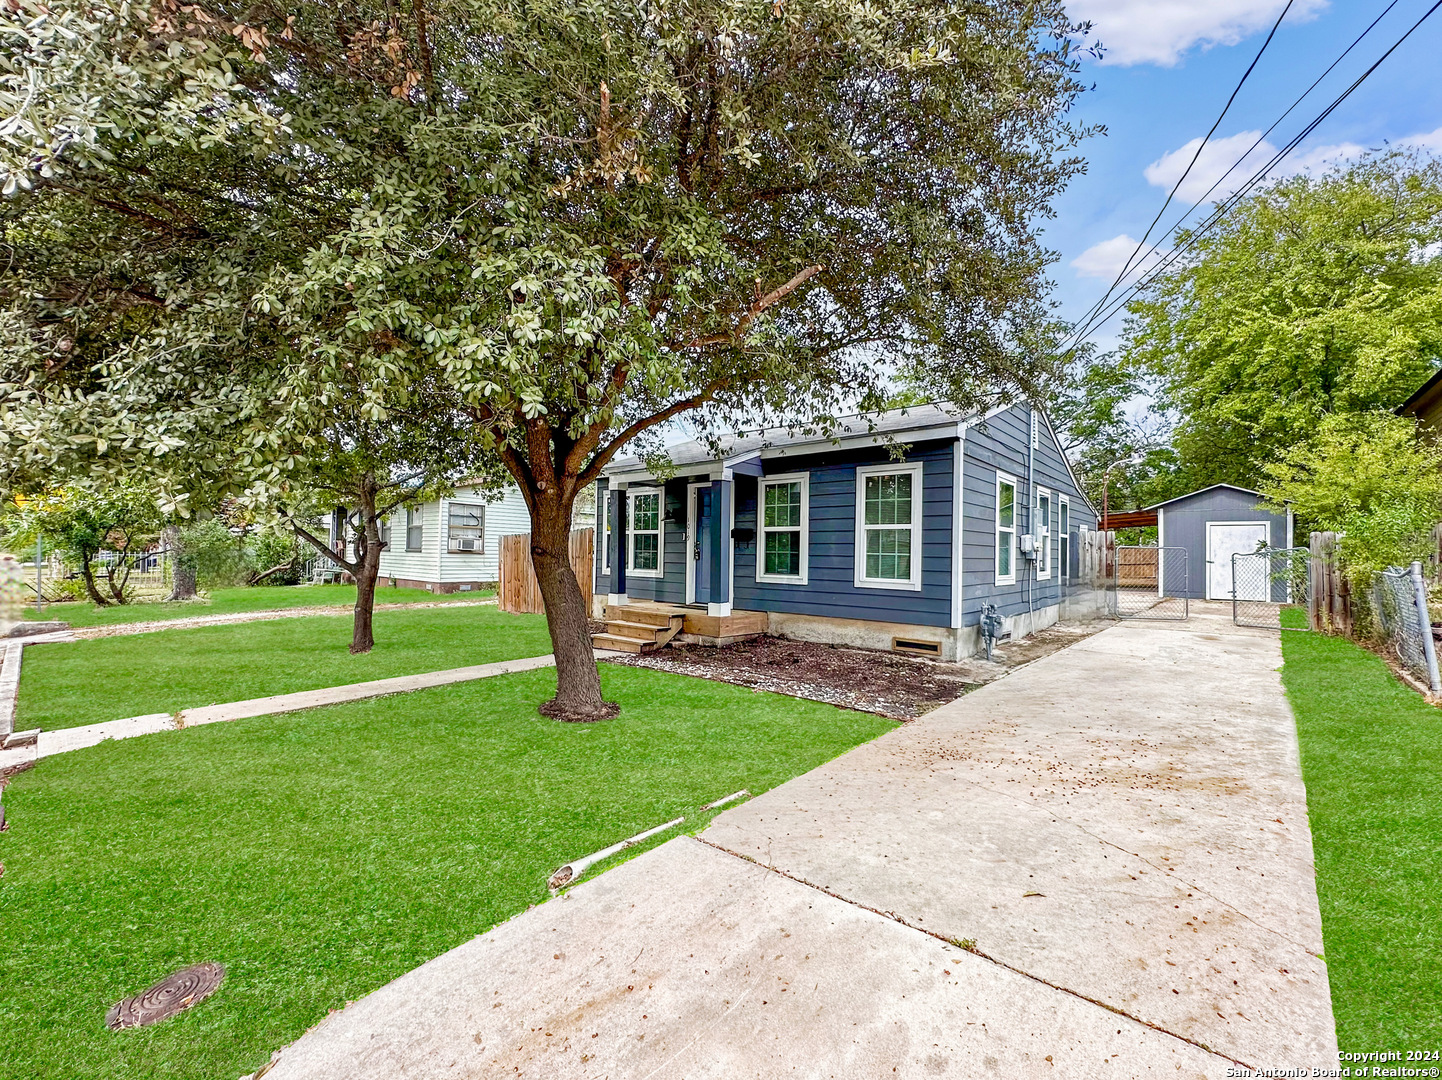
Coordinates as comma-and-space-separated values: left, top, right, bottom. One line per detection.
1119, 151, 1442, 491
1260, 411, 1442, 579
1, 0, 1094, 716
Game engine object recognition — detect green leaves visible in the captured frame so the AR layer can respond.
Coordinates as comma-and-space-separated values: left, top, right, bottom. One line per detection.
1123, 151, 1442, 488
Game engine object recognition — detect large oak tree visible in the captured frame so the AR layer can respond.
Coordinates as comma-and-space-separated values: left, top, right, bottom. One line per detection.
2, 0, 1092, 719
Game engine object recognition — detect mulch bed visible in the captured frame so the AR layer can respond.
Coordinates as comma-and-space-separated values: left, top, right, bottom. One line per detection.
602, 636, 975, 720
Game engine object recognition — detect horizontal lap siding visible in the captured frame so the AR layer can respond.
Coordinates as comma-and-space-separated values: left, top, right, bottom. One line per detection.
438, 486, 531, 582
378, 502, 440, 582
733, 441, 954, 628
961, 405, 1096, 625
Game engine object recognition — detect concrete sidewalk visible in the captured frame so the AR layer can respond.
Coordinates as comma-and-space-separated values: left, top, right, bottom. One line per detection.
258, 604, 1335, 1078
0, 653, 573, 773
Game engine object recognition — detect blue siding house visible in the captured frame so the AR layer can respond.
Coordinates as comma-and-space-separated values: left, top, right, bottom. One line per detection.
592, 402, 1098, 660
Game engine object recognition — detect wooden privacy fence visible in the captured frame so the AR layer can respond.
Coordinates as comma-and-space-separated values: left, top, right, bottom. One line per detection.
1076, 529, 1116, 586
498, 528, 594, 615
1308, 530, 1353, 635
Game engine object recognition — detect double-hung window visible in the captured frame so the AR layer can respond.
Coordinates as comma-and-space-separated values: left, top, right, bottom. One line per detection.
854, 462, 923, 591
447, 502, 485, 553
1059, 497, 1070, 582
757, 473, 809, 584
1036, 487, 1052, 579
378, 516, 392, 549
627, 488, 663, 577
405, 507, 423, 552
996, 472, 1017, 584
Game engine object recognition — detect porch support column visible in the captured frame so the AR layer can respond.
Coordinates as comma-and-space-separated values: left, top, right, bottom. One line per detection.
608, 485, 628, 606
707, 478, 733, 617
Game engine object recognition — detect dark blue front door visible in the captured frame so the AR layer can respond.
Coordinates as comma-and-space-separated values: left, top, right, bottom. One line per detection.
694, 486, 714, 604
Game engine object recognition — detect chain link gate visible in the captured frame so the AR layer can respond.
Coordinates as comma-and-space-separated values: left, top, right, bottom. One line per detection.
1231, 547, 1310, 630
1109, 545, 1189, 620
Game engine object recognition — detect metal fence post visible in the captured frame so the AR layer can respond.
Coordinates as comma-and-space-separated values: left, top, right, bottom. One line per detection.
1409, 560, 1441, 694
34, 536, 43, 612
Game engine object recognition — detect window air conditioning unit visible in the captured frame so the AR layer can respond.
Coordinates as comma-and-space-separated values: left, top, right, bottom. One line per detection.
456, 538, 480, 552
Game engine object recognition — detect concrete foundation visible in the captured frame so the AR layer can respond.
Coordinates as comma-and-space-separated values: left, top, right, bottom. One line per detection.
386, 577, 493, 595
766, 610, 967, 661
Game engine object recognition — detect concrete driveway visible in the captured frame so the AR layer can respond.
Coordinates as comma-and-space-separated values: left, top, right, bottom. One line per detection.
259, 604, 1335, 1079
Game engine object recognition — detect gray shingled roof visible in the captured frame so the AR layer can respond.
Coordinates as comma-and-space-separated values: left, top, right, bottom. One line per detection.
605, 403, 973, 474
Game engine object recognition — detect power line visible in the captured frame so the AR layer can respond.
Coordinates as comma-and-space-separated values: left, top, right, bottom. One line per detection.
1076, 0, 1299, 334
1061, 0, 1442, 356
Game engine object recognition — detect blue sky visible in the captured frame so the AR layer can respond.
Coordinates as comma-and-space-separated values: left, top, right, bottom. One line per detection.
1050, 0, 1442, 352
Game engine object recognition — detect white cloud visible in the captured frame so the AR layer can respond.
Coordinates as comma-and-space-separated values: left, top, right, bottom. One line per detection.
1403, 125, 1442, 154
1069, 0, 1326, 67
1143, 130, 1280, 203
1071, 234, 1170, 281
1143, 125, 1442, 208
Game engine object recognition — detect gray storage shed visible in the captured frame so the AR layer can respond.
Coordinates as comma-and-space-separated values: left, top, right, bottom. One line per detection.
1150, 484, 1293, 601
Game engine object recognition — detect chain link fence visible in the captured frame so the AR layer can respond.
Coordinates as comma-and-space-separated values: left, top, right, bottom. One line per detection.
1232, 547, 1310, 630
1109, 545, 1189, 620
1372, 564, 1441, 692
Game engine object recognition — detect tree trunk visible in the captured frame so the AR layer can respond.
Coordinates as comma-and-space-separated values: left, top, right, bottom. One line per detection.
78, 552, 110, 606
350, 538, 382, 654
164, 523, 198, 600
530, 494, 616, 722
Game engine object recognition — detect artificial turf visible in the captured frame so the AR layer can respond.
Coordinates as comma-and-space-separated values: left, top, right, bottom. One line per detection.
17, 605, 554, 730
1279, 620, 1442, 1048
21, 583, 491, 629
0, 665, 894, 1080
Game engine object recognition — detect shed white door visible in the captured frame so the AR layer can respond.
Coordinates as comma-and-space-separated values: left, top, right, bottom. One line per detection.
1207, 523, 1269, 600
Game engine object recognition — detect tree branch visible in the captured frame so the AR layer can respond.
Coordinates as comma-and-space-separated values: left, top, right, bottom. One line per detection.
576, 384, 725, 489
288, 518, 358, 573
680, 264, 822, 349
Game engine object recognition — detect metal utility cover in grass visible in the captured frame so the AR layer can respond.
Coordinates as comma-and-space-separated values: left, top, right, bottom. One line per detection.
105, 963, 225, 1029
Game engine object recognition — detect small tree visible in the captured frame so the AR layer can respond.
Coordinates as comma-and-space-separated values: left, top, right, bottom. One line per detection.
263, 417, 494, 654
5, 486, 161, 605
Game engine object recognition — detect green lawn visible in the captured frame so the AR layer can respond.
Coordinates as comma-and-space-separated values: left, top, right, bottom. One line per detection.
18, 605, 553, 731
0, 666, 894, 1080
22, 583, 491, 629
1280, 622, 1442, 1048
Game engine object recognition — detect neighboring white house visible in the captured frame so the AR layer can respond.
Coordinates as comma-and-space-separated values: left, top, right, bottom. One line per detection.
375, 483, 532, 593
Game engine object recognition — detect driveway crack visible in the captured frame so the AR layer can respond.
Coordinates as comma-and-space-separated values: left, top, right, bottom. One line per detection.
695, 835, 1254, 1070
945, 770, 1323, 958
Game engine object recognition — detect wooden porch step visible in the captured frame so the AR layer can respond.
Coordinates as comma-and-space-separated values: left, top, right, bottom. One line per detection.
604, 619, 679, 641
591, 633, 647, 654
604, 605, 682, 628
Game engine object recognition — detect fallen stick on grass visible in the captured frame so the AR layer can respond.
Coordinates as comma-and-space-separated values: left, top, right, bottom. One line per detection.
701, 789, 750, 811
548, 817, 685, 891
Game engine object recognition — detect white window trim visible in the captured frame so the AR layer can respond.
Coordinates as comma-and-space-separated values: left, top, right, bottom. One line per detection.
1036, 486, 1052, 580
446, 501, 487, 555
756, 472, 810, 585
853, 462, 924, 592
995, 471, 1018, 586
1058, 495, 1070, 582
601, 490, 611, 573
626, 486, 664, 578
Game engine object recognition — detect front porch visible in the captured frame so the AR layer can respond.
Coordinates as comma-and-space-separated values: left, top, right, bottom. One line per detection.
592, 601, 768, 654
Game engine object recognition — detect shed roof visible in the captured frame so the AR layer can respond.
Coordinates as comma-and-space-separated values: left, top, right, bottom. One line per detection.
1143, 483, 1275, 511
